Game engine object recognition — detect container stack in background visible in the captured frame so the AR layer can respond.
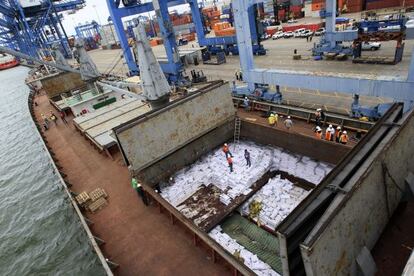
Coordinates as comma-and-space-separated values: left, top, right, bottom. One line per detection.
100, 24, 120, 50
344, 0, 363, 13
366, 0, 400, 10
213, 22, 235, 36
202, 6, 222, 30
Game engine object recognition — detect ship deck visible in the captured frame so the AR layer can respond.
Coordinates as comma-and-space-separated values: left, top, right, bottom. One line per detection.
31, 88, 414, 276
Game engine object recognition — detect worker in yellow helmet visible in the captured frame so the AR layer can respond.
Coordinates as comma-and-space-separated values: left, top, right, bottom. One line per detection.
268, 113, 276, 127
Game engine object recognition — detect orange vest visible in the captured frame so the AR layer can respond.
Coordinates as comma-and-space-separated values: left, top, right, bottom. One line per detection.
336, 131, 341, 139
325, 131, 331, 141
316, 131, 322, 139
340, 134, 348, 143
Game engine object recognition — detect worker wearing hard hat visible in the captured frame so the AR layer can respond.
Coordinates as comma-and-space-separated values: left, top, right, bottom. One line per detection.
315, 126, 323, 139
268, 113, 276, 126
335, 126, 342, 143
284, 116, 293, 130
222, 143, 233, 158
325, 124, 334, 141
339, 131, 349, 145
243, 97, 250, 111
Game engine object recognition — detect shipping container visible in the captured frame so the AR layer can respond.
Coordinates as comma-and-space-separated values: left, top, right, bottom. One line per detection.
366, 0, 400, 10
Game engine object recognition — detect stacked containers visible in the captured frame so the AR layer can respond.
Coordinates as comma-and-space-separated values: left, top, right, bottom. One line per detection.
345, 0, 363, 13
311, 0, 325, 11
400, 0, 414, 6
365, 0, 400, 10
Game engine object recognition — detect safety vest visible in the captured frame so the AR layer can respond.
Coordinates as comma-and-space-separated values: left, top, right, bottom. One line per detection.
340, 134, 348, 144
316, 131, 322, 139
325, 131, 331, 141
268, 116, 276, 125
336, 131, 341, 139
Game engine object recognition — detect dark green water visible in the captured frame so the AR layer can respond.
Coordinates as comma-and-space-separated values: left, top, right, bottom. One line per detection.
0, 66, 105, 275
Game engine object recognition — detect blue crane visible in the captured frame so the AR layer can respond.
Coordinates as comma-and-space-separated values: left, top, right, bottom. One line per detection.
232, 0, 414, 117
105, 0, 266, 83
0, 0, 85, 59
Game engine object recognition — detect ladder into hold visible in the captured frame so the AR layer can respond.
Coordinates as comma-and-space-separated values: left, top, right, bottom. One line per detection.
234, 117, 241, 144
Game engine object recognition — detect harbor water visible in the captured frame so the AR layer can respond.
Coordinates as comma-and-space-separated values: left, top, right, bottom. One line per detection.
0, 66, 105, 275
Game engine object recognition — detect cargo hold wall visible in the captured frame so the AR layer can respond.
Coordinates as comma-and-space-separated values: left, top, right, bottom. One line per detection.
299, 106, 414, 275
114, 81, 236, 178
40, 72, 84, 99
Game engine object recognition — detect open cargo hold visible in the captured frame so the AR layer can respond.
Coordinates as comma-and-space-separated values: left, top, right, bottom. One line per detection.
114, 81, 371, 275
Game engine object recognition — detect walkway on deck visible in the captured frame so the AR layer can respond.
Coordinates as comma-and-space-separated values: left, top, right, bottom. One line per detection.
32, 92, 230, 276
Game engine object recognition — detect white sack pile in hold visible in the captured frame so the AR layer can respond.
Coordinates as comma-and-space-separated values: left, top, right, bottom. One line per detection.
240, 175, 310, 230
160, 141, 333, 207
161, 142, 273, 207
270, 149, 333, 185
209, 226, 280, 276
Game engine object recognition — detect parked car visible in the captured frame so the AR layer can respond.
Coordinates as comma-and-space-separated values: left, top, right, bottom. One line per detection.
283, 31, 294, 38
293, 28, 306, 37
301, 30, 314, 38
406, 19, 414, 27
261, 33, 271, 40
272, 31, 284, 40
314, 27, 326, 36
361, 42, 381, 51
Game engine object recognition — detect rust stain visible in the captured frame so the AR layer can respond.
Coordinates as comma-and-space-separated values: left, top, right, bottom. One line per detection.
334, 250, 348, 275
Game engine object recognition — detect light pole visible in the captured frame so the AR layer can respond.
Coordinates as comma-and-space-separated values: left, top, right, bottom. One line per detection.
92, 4, 102, 25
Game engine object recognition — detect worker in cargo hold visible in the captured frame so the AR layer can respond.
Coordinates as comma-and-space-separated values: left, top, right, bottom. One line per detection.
335, 126, 342, 143
244, 149, 251, 167
315, 126, 323, 139
227, 156, 233, 172
339, 131, 349, 145
131, 177, 148, 206
222, 143, 233, 158
284, 116, 293, 130
243, 97, 250, 111
325, 125, 334, 141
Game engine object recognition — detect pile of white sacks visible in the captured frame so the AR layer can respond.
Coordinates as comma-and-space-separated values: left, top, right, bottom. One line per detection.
160, 141, 333, 207
209, 226, 280, 276
240, 175, 310, 230
161, 142, 273, 207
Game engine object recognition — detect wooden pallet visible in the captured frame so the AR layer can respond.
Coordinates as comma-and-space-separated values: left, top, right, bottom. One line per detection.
87, 197, 108, 213
75, 191, 91, 207
89, 188, 108, 202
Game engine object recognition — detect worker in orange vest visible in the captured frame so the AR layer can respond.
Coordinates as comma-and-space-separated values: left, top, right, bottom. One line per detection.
339, 131, 349, 144
325, 124, 334, 141
315, 126, 323, 139
227, 156, 233, 172
222, 143, 233, 158
335, 126, 342, 143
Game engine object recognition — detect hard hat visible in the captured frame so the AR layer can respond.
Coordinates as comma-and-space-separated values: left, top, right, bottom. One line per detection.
270, 114, 274, 117
137, 183, 142, 187
245, 97, 248, 99
343, 131, 347, 134
287, 116, 291, 119
317, 108, 322, 111
337, 126, 341, 130
316, 126, 321, 131
329, 124, 332, 128
224, 143, 228, 146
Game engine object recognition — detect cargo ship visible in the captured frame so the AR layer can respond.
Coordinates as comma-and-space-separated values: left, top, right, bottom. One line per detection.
0, 53, 19, 70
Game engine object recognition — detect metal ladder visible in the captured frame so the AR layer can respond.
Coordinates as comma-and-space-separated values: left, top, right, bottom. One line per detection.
234, 117, 241, 144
